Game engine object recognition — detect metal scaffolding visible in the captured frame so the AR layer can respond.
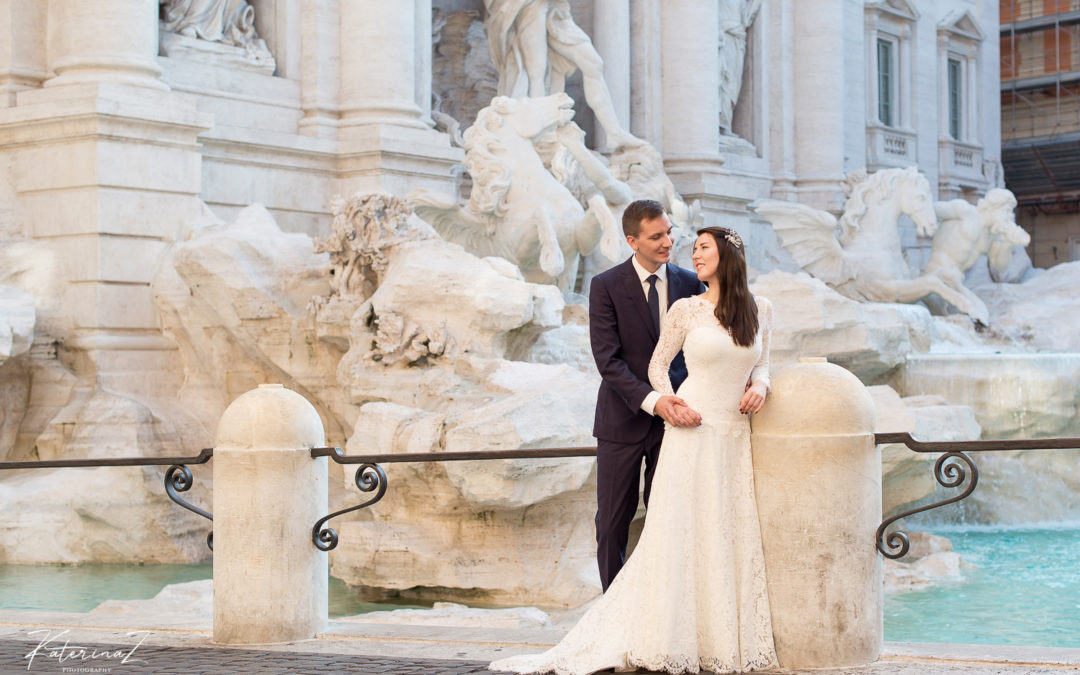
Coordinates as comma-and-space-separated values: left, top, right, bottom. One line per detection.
1002, 0, 1080, 213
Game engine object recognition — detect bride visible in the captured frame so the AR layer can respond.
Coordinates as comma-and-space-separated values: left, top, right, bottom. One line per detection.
490, 226, 778, 675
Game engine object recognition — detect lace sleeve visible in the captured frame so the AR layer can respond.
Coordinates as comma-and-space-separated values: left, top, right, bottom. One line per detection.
749, 297, 772, 393
648, 299, 690, 397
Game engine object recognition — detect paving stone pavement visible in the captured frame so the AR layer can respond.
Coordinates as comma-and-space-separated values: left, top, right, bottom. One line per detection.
2, 638, 1078, 675
0, 639, 492, 675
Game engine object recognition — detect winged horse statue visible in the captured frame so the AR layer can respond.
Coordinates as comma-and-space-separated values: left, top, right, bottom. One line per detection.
752, 166, 990, 324
408, 93, 626, 292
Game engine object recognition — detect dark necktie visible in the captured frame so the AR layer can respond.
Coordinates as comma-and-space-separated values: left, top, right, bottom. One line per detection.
646, 274, 660, 333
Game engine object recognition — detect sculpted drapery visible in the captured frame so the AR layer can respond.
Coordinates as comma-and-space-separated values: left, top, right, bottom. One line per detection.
160, 0, 259, 48
482, 0, 641, 149
718, 0, 761, 133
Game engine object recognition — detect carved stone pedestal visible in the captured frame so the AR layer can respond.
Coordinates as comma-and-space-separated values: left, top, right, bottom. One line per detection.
0, 82, 210, 391
666, 153, 776, 272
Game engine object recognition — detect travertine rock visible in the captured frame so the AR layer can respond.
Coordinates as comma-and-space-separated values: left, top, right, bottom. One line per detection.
520, 323, 595, 372
150, 196, 604, 606
884, 551, 975, 595
902, 353, 1080, 439
750, 271, 931, 380
901, 531, 953, 560
0, 285, 33, 365
0, 465, 211, 564
332, 478, 600, 608
331, 372, 601, 607
91, 579, 213, 624
0, 358, 29, 461
441, 361, 597, 508
971, 260, 1080, 352
341, 601, 552, 629
154, 202, 347, 445
34, 389, 183, 461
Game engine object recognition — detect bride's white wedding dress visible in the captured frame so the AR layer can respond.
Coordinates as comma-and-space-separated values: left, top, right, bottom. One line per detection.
490, 295, 778, 675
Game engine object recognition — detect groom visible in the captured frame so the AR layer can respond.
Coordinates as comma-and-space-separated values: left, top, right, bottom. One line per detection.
589, 199, 703, 590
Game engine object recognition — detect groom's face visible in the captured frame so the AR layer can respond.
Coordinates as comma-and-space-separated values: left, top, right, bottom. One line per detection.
627, 214, 673, 273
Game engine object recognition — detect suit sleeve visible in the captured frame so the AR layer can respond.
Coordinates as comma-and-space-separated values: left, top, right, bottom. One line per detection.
589, 274, 655, 412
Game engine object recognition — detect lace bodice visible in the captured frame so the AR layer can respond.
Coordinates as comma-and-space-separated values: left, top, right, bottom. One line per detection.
648, 295, 772, 421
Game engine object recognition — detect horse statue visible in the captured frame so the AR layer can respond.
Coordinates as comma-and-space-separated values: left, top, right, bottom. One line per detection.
752, 166, 990, 324
550, 134, 702, 290
408, 93, 625, 292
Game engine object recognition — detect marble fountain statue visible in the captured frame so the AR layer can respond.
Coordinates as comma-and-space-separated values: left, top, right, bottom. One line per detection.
0, 0, 1078, 614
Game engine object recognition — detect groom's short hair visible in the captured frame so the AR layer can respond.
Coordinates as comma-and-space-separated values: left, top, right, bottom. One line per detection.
622, 199, 666, 237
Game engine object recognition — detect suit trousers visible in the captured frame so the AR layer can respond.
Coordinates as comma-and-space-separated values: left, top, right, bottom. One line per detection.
594, 421, 665, 591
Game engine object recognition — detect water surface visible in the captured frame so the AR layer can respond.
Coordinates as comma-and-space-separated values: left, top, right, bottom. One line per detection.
0, 563, 423, 618
885, 526, 1080, 647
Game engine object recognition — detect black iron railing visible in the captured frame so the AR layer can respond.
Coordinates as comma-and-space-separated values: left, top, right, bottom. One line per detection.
309, 446, 597, 550
4, 435, 1080, 558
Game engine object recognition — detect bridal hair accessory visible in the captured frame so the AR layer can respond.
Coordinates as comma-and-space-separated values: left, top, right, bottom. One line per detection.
721, 228, 743, 249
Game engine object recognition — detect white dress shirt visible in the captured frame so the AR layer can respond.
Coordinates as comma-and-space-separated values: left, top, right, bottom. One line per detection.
631, 256, 667, 416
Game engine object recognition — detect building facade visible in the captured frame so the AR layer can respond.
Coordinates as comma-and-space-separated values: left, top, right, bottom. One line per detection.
1001, 0, 1080, 268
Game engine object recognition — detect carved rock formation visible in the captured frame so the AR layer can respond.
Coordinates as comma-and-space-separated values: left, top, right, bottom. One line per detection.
750, 271, 931, 381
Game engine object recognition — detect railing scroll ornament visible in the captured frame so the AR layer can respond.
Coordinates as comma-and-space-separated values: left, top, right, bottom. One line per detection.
309, 447, 388, 551
872, 432, 1080, 560
165, 462, 215, 551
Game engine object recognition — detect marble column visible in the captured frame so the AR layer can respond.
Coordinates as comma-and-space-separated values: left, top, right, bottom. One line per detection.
338, 0, 426, 132
766, 0, 797, 200
0, 1, 48, 106
629, 0, 663, 148
791, 0, 846, 212
660, 0, 721, 169
334, 0, 460, 196
44, 0, 165, 90
298, 0, 339, 139
658, 0, 771, 258
593, 0, 630, 152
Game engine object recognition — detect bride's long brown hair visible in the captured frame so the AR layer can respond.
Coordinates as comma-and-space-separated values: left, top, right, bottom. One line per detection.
698, 227, 758, 347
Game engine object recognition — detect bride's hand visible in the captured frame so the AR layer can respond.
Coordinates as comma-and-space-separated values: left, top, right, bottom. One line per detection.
656, 396, 702, 427
739, 382, 767, 414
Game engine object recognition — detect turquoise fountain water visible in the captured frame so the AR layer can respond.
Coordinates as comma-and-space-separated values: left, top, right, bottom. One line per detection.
0, 563, 425, 618
884, 525, 1080, 647
4, 526, 1078, 646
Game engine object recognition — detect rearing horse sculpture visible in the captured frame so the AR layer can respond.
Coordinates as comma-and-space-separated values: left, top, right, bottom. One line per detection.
408, 93, 625, 292
752, 167, 990, 324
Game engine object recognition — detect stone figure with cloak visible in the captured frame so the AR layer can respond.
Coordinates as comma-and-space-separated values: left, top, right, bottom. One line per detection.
159, 0, 274, 70
718, 0, 761, 135
483, 0, 641, 149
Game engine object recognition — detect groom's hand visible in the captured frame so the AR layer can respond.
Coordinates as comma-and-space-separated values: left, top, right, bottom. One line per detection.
655, 396, 702, 427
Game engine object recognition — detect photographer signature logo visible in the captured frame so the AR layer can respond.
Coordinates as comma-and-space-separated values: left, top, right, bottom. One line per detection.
23, 629, 149, 671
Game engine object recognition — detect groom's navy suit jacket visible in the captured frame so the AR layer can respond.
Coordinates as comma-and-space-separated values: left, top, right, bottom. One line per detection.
589, 257, 704, 444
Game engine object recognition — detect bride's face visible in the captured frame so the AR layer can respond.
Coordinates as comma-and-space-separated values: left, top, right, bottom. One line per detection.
691, 233, 720, 283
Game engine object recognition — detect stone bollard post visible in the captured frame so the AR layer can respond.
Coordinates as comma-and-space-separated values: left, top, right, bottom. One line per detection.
750, 358, 881, 668
213, 384, 328, 644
